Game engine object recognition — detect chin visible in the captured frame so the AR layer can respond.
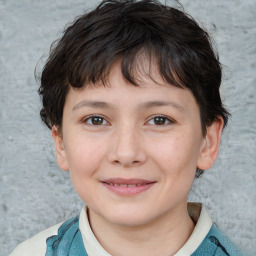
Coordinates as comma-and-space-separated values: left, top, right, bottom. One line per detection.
103, 207, 156, 227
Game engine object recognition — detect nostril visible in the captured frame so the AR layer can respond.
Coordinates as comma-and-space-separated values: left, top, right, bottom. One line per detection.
112, 159, 142, 167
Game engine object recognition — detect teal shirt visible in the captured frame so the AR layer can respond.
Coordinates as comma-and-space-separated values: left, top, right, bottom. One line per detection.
46, 216, 244, 256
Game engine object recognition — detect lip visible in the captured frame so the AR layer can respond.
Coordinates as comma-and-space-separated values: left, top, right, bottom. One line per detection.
101, 178, 156, 196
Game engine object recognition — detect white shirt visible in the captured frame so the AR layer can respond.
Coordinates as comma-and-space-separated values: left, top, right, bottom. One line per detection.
10, 203, 212, 256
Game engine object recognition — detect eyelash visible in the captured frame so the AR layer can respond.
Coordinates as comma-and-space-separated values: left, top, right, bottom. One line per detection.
146, 115, 175, 126
83, 115, 109, 126
82, 115, 175, 126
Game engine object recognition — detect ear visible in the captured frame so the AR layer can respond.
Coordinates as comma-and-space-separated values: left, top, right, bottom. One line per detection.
197, 117, 224, 170
52, 126, 69, 171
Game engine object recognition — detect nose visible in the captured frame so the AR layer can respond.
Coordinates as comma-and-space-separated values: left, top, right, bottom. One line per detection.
108, 124, 147, 167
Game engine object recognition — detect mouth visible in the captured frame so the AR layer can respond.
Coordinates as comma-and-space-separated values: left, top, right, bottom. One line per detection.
101, 178, 156, 196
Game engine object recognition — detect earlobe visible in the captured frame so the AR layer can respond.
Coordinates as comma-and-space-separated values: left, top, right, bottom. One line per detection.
52, 126, 69, 171
197, 117, 224, 170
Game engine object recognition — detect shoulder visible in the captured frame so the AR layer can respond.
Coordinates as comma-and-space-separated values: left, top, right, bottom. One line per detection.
193, 224, 244, 256
9, 222, 63, 256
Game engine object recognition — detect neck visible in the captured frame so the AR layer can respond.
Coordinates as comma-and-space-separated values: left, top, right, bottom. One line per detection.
88, 203, 195, 256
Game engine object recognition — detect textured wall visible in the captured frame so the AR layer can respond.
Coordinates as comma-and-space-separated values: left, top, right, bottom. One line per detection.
0, 0, 255, 255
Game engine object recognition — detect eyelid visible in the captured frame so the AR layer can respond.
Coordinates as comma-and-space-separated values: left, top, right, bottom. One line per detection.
81, 114, 175, 126
82, 114, 110, 125
146, 115, 176, 125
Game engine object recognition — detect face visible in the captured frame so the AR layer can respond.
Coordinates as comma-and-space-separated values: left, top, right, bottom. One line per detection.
53, 63, 222, 228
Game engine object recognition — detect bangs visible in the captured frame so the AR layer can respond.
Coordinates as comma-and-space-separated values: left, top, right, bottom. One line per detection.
67, 42, 185, 89
67, 34, 185, 88
63, 9, 188, 89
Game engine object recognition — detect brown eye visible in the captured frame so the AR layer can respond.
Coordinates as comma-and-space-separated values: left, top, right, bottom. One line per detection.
147, 116, 173, 126
154, 117, 167, 125
85, 116, 107, 125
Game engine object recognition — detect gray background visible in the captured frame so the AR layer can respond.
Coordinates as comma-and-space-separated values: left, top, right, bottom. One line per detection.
0, 0, 255, 255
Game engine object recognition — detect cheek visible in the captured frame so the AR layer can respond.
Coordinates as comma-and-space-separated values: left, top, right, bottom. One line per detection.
147, 134, 199, 175
65, 135, 105, 175
148, 136, 182, 162
65, 137, 106, 203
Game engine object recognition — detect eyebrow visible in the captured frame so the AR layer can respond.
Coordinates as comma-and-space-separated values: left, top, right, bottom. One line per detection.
73, 100, 184, 111
139, 101, 184, 111
73, 101, 111, 111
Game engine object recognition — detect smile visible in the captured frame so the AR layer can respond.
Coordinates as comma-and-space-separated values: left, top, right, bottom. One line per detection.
101, 178, 156, 196
106, 183, 145, 187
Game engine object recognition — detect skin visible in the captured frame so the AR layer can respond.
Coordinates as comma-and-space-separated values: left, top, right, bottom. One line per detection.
52, 62, 223, 256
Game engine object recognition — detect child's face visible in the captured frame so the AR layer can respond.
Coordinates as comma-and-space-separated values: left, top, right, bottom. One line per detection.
53, 62, 220, 227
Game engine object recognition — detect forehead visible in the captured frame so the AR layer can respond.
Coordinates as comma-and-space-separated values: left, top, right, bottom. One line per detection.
65, 62, 199, 115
